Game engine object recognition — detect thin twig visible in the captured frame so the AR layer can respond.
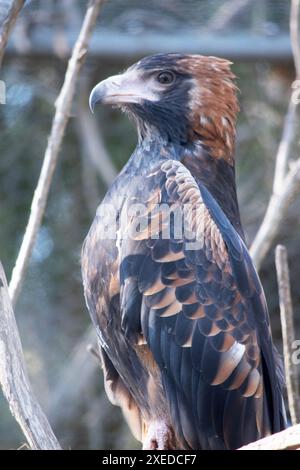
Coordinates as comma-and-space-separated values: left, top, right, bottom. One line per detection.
0, 0, 25, 68
272, 100, 298, 195
87, 343, 102, 364
291, 0, 300, 78
47, 326, 98, 424
0, 262, 61, 449
8, 0, 106, 307
275, 0, 300, 189
80, 146, 101, 215
206, 0, 251, 33
250, 158, 300, 268
77, 107, 117, 187
275, 245, 300, 425
250, 0, 300, 269
239, 424, 300, 450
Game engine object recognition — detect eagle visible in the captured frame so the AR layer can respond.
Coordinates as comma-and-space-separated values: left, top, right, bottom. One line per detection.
81, 53, 286, 450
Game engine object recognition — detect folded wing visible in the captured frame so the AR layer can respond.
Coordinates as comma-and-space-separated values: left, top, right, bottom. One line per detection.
119, 159, 285, 449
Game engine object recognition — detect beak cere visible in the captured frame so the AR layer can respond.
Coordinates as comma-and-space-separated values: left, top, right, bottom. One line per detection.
89, 70, 159, 112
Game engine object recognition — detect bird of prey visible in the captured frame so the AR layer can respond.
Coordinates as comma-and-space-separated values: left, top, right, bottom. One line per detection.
82, 53, 286, 450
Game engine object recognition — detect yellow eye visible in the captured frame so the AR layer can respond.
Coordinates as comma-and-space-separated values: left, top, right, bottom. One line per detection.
157, 71, 175, 85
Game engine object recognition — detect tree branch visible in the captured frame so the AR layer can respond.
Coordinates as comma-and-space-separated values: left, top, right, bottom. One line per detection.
77, 106, 117, 187
275, 245, 300, 425
239, 424, 300, 450
272, 100, 298, 196
250, 158, 300, 268
250, 0, 300, 269
0, 0, 25, 68
291, 0, 300, 78
0, 262, 61, 449
48, 326, 98, 426
8, 0, 106, 307
206, 0, 251, 33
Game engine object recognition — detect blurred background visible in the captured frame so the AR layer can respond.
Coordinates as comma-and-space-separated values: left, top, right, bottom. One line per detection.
0, 0, 299, 450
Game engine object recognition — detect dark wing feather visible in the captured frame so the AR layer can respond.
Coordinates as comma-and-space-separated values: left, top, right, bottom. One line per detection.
118, 159, 285, 449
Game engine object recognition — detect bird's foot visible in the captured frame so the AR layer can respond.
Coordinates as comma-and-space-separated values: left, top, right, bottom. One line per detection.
143, 420, 175, 450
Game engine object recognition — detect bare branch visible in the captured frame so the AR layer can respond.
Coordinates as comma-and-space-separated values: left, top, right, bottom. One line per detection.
77, 107, 117, 187
250, 148, 300, 269
291, 0, 300, 79
239, 424, 300, 450
0, 262, 61, 449
8, 0, 106, 307
275, 245, 300, 425
87, 343, 102, 364
272, 100, 298, 195
80, 146, 101, 215
206, 0, 251, 33
0, 0, 25, 68
250, 0, 300, 269
48, 327, 119, 449
48, 326, 99, 425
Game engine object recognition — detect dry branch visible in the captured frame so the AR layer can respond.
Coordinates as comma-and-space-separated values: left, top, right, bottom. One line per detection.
291, 0, 300, 78
206, 0, 251, 33
77, 106, 117, 187
80, 146, 102, 215
250, 158, 300, 269
87, 342, 102, 364
272, 100, 298, 196
239, 424, 300, 450
0, 262, 61, 450
48, 326, 98, 425
250, 0, 300, 270
8, 0, 106, 307
275, 245, 300, 425
0, 0, 25, 67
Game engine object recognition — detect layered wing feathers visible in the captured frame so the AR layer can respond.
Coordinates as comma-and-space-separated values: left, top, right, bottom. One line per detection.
118, 159, 283, 448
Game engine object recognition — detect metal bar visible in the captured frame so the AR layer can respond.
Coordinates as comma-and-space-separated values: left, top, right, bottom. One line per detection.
6, 29, 292, 61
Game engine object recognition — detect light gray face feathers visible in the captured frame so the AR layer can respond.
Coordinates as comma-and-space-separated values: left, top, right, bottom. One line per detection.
89, 68, 161, 111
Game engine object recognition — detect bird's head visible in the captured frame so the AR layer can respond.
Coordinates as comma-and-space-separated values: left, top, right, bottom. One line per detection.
90, 53, 239, 163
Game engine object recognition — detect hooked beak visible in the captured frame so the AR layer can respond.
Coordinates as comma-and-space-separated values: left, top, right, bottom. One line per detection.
89, 69, 159, 113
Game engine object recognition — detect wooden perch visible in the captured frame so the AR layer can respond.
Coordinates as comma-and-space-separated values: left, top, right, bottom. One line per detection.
0, 262, 61, 450
8, 0, 106, 307
275, 245, 300, 425
239, 424, 300, 450
0, 0, 25, 68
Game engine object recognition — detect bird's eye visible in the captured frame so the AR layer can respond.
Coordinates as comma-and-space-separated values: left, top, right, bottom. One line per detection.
157, 71, 175, 85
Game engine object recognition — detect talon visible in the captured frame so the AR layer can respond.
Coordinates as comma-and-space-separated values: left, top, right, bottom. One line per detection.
143, 420, 175, 450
